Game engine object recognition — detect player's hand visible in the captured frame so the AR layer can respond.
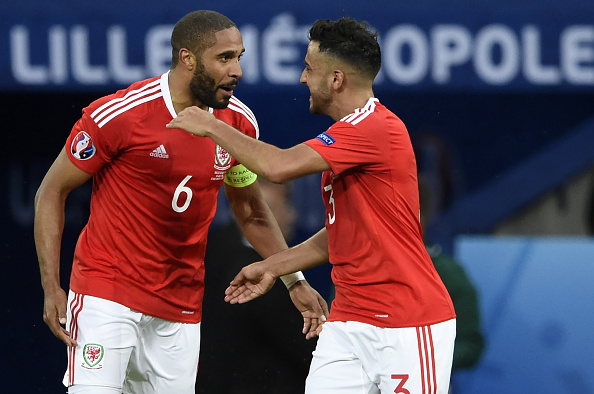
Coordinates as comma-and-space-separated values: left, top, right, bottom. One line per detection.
166, 106, 215, 137
287, 280, 329, 340
43, 287, 77, 347
224, 262, 276, 304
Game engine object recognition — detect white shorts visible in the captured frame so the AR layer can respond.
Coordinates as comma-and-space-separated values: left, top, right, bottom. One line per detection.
63, 291, 201, 393
305, 319, 456, 394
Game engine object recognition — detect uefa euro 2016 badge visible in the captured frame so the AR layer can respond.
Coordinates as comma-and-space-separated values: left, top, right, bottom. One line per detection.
71, 131, 96, 160
214, 144, 232, 171
82, 343, 104, 369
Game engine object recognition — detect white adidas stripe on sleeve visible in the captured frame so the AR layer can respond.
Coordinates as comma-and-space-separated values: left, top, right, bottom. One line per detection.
228, 96, 260, 139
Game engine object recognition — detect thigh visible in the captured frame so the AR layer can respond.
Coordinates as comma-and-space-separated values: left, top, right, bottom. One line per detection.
367, 319, 456, 394
305, 322, 379, 394
124, 317, 201, 394
63, 291, 140, 390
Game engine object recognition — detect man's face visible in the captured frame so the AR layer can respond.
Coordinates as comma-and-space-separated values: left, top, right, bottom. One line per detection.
300, 41, 333, 115
190, 27, 244, 109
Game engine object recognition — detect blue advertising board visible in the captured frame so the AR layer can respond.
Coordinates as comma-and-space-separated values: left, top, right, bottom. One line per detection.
1, 0, 592, 92
454, 236, 594, 393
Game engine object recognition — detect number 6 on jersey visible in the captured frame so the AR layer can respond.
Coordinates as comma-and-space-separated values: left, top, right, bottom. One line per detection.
172, 175, 193, 213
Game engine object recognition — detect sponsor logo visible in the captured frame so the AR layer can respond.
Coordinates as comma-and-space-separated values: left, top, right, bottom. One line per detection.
150, 144, 169, 158
71, 131, 95, 160
82, 343, 104, 369
213, 145, 232, 174
316, 132, 335, 146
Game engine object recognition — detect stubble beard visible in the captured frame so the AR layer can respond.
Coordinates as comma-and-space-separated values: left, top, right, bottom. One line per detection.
309, 88, 332, 116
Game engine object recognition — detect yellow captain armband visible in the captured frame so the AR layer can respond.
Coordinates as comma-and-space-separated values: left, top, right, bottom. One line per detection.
224, 164, 258, 187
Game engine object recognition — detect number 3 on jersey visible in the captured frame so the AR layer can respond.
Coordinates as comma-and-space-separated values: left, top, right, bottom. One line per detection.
172, 175, 193, 213
323, 184, 336, 224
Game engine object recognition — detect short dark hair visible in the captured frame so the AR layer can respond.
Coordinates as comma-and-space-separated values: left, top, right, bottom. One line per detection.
170, 10, 236, 67
308, 17, 381, 80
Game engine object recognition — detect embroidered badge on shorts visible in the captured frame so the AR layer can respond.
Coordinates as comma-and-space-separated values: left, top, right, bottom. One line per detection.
82, 343, 104, 369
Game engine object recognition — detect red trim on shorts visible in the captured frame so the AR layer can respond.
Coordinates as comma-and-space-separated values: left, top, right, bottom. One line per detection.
417, 326, 437, 394
427, 326, 437, 394
416, 327, 426, 394
68, 294, 84, 386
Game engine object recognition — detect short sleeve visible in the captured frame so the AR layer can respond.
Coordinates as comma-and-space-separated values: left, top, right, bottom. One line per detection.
303, 122, 383, 175
65, 106, 126, 175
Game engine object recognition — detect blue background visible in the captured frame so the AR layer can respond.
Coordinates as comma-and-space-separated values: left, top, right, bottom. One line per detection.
453, 237, 594, 393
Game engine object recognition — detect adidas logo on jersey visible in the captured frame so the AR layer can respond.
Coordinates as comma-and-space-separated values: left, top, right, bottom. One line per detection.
150, 144, 169, 159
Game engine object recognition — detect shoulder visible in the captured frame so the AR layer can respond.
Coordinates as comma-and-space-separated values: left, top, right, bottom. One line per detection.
214, 96, 259, 139
340, 99, 401, 128
333, 100, 407, 146
338, 98, 378, 126
328, 98, 385, 137
83, 76, 164, 129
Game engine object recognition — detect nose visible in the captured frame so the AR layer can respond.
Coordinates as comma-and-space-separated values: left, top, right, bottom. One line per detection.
230, 59, 243, 79
299, 68, 307, 85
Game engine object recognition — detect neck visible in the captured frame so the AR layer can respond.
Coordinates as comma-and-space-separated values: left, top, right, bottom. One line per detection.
328, 87, 375, 121
168, 68, 207, 114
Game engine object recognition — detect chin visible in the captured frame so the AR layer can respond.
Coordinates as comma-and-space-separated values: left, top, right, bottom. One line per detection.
211, 98, 230, 110
309, 105, 323, 115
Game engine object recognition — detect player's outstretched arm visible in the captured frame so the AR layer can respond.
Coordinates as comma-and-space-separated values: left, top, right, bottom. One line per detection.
224, 182, 329, 338
167, 106, 330, 184
225, 228, 330, 338
225, 228, 329, 303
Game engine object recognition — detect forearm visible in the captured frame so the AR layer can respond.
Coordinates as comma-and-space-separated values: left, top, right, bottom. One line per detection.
34, 190, 66, 292
227, 183, 287, 258
237, 210, 288, 258
265, 228, 329, 278
169, 108, 330, 182
207, 119, 286, 182
236, 211, 308, 287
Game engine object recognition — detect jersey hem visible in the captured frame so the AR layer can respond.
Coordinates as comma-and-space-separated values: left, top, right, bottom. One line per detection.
70, 278, 202, 324
327, 314, 457, 328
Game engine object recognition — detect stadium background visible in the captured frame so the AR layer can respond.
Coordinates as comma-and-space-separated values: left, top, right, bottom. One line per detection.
1, 0, 592, 392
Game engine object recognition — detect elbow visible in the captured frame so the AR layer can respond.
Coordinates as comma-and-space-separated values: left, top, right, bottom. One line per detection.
262, 170, 293, 185
34, 183, 67, 214
260, 164, 296, 184
263, 172, 291, 184
34, 185, 45, 213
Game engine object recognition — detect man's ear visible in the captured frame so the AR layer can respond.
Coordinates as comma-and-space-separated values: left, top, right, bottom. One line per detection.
331, 69, 345, 89
179, 48, 196, 70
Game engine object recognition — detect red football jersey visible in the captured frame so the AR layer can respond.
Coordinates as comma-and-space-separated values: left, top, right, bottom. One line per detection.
65, 73, 259, 323
304, 98, 455, 328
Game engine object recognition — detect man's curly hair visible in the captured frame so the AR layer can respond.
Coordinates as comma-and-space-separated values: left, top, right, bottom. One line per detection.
308, 17, 381, 80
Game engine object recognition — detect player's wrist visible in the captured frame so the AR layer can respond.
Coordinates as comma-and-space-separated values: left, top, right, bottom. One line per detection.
280, 271, 306, 289
208, 117, 234, 141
